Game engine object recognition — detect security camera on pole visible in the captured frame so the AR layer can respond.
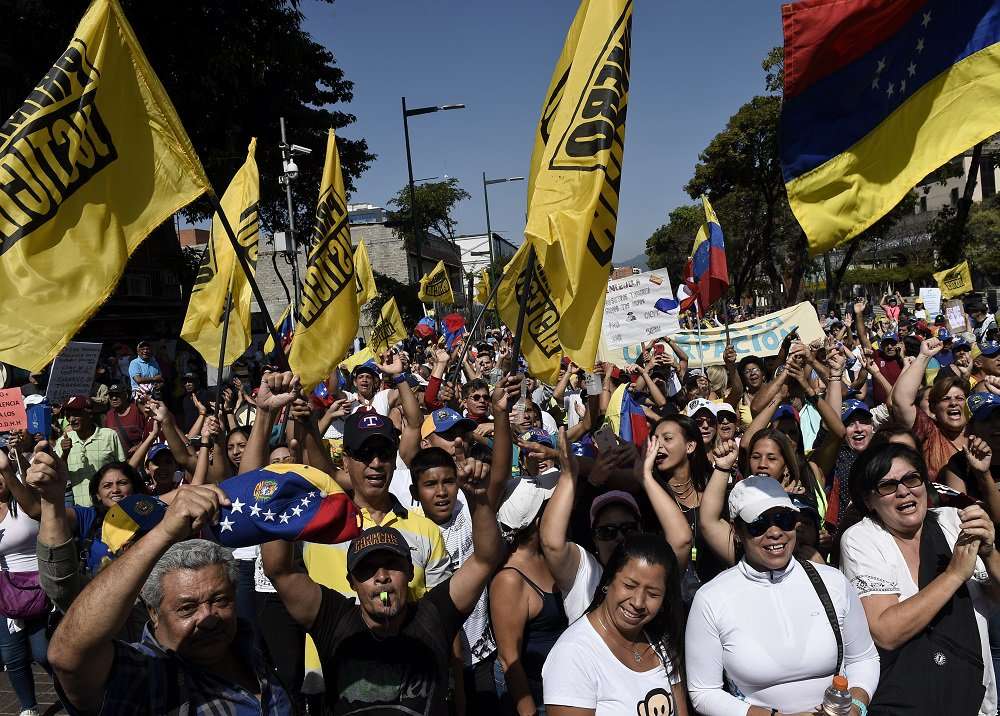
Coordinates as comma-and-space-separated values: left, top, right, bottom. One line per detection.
278, 117, 312, 322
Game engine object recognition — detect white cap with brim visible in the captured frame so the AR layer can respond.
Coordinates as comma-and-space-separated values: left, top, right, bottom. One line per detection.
497, 476, 554, 537
728, 474, 799, 524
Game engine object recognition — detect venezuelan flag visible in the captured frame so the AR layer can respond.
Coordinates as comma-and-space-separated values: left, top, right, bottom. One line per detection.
212, 464, 360, 547
606, 384, 650, 447
681, 196, 728, 316
782, 0, 1000, 255
102, 494, 169, 555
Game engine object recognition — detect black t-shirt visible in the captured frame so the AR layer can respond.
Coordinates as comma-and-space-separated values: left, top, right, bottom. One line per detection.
310, 579, 462, 716
941, 451, 1000, 503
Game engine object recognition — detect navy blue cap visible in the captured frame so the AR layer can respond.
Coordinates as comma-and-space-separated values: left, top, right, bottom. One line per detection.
938, 328, 952, 342
841, 399, 872, 424
968, 392, 1000, 421
881, 333, 899, 344
953, 337, 972, 352
773, 403, 799, 423
979, 340, 1000, 358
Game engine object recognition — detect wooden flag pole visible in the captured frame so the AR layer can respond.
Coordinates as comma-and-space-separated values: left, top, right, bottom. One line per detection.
208, 192, 289, 371
214, 290, 233, 411
450, 259, 510, 384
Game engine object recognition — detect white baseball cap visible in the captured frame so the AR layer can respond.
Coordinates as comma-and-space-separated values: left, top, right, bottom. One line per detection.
497, 476, 554, 537
728, 474, 798, 523
685, 398, 718, 418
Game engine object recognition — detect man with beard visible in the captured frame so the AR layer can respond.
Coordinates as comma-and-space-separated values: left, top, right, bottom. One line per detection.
854, 297, 903, 404
57, 396, 126, 507
262, 432, 504, 716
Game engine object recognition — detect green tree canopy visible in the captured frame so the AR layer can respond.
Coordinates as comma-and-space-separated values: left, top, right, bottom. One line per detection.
386, 178, 472, 246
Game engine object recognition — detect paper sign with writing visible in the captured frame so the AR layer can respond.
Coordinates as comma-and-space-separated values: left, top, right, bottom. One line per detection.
602, 270, 681, 349
45, 342, 102, 405
919, 287, 942, 318
0, 389, 27, 431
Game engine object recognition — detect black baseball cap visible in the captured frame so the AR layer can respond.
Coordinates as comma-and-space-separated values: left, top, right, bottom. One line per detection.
343, 409, 399, 454
108, 383, 127, 395
346, 526, 412, 574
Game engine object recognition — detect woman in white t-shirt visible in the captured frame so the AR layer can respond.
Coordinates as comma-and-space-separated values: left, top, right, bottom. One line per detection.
840, 443, 1000, 716
543, 533, 688, 716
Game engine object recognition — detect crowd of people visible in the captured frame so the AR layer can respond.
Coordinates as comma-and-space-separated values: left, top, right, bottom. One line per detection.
0, 291, 999, 716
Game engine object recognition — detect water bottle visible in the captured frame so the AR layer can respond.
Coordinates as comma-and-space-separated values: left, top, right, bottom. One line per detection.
822, 675, 853, 715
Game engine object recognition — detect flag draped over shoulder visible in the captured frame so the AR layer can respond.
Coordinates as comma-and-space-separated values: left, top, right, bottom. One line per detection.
181, 139, 259, 365
781, 0, 1000, 255
499, 0, 632, 380
417, 260, 455, 304
680, 195, 728, 316
369, 297, 407, 353
0, 0, 212, 372
289, 130, 359, 389
934, 260, 974, 298
475, 269, 491, 305
354, 240, 376, 307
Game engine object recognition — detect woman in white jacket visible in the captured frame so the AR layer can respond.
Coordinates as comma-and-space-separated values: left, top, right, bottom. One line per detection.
685, 475, 879, 715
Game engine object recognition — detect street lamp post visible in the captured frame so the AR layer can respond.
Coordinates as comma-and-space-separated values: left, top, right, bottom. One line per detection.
401, 98, 465, 282
277, 117, 311, 321
482, 174, 525, 288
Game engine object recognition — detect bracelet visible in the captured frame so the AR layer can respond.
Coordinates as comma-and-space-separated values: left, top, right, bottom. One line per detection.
851, 698, 868, 716
829, 374, 843, 380
392, 373, 410, 386
712, 463, 735, 474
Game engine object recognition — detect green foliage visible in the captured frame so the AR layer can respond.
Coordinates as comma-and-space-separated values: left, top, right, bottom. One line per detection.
365, 271, 423, 328
0, 0, 374, 236
387, 178, 472, 246
645, 204, 702, 281
762, 46, 784, 95
966, 195, 1000, 278
842, 264, 935, 285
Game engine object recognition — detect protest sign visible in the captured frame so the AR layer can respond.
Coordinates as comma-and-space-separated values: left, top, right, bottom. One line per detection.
599, 302, 823, 368
45, 342, 102, 405
602, 270, 681, 349
919, 287, 942, 317
0, 389, 27, 432
945, 300, 969, 333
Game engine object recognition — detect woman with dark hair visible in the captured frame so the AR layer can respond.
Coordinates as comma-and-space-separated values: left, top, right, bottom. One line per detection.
543, 534, 689, 716
687, 475, 879, 715
840, 443, 1000, 715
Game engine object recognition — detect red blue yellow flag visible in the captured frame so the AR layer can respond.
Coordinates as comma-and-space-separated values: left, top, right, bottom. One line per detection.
680, 195, 728, 316
781, 0, 1000, 255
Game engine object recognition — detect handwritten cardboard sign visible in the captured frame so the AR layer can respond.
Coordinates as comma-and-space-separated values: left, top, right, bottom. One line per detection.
0, 388, 27, 432
46, 341, 102, 405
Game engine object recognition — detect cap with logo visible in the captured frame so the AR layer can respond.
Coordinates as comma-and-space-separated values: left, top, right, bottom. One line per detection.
938, 328, 953, 342
881, 333, 899, 344
952, 337, 972, 352
346, 525, 412, 573
63, 395, 92, 412
343, 410, 400, 454
728, 474, 799, 524
773, 403, 800, 423
968, 392, 1000, 422
978, 340, 1000, 358
520, 428, 554, 448
108, 383, 128, 396
685, 398, 718, 419
841, 399, 872, 424
420, 407, 477, 439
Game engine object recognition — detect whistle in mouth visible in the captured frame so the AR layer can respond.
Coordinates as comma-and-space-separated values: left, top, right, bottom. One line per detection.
380, 591, 389, 605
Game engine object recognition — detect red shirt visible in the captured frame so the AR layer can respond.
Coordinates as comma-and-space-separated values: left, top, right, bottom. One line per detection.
873, 351, 902, 405
104, 403, 153, 451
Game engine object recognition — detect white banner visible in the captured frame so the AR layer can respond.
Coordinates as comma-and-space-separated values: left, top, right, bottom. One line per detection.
46, 341, 102, 405
602, 270, 681, 349
919, 287, 942, 318
600, 302, 823, 368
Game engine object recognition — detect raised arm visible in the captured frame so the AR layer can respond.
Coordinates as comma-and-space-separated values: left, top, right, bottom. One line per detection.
665, 336, 689, 379
540, 429, 586, 592
638, 365, 667, 407
47, 485, 229, 713
855, 298, 874, 354
240, 371, 300, 474
641, 436, 693, 570
488, 375, 520, 509
698, 440, 739, 566
150, 400, 197, 473
892, 337, 941, 429
127, 421, 161, 471
722, 344, 743, 409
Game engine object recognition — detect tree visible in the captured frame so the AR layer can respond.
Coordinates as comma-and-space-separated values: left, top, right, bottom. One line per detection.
1, 0, 374, 238
645, 204, 702, 282
386, 178, 472, 247
965, 194, 1000, 279
364, 271, 423, 330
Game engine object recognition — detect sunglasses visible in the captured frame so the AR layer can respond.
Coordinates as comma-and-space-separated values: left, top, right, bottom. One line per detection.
592, 521, 640, 542
874, 472, 924, 496
348, 443, 396, 464
746, 510, 798, 537
467, 394, 489, 402
694, 415, 717, 426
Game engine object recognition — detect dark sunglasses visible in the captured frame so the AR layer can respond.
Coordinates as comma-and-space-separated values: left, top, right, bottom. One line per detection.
746, 510, 798, 537
592, 521, 640, 542
348, 443, 396, 464
467, 393, 490, 402
874, 472, 924, 496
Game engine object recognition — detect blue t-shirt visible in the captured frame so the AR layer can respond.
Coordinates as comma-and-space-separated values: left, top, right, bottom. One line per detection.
74, 506, 111, 575
128, 357, 161, 392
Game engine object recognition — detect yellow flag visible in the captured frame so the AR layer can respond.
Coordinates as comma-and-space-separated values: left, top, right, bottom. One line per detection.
521, 0, 631, 372
289, 130, 359, 389
475, 269, 491, 305
262, 305, 291, 355
417, 260, 455, 304
369, 297, 408, 353
497, 244, 562, 383
934, 260, 974, 299
0, 0, 211, 371
181, 139, 259, 366
341, 346, 374, 374
354, 240, 376, 307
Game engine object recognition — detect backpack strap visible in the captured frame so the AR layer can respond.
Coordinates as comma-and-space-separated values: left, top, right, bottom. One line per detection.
798, 558, 843, 675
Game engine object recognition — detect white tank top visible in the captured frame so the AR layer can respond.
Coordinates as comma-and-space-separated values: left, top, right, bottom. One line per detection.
0, 506, 40, 573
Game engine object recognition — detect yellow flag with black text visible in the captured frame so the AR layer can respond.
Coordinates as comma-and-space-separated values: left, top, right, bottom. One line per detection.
504, 0, 631, 374
417, 260, 455, 304
497, 245, 562, 383
354, 240, 376, 307
934, 260, 974, 299
369, 297, 408, 353
289, 130, 358, 388
0, 0, 212, 371
475, 269, 491, 305
181, 139, 259, 366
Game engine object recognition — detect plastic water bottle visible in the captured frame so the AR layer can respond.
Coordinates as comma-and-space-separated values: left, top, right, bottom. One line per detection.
822, 675, 853, 715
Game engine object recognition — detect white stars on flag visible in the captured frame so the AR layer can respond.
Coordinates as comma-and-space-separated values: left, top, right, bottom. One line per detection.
300, 496, 312, 508
291, 505, 303, 517
231, 498, 244, 514
219, 515, 235, 532
279, 512, 291, 524
908, 62, 917, 77
916, 37, 925, 53
263, 508, 276, 521
250, 503, 261, 517
921, 11, 931, 29
887, 82, 895, 97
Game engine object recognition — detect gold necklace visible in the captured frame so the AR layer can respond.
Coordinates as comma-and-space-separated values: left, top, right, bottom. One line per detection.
596, 610, 649, 663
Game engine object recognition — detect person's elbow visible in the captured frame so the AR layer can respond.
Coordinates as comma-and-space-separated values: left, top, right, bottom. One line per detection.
668, 531, 694, 564
868, 620, 906, 651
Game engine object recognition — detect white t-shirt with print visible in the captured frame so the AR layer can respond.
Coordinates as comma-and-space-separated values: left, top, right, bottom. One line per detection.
563, 543, 603, 623
543, 615, 680, 715
840, 507, 997, 716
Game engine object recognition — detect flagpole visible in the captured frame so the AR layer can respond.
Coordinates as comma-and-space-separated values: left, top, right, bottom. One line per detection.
695, 297, 706, 369
208, 192, 290, 371
450, 257, 512, 384
214, 290, 233, 411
